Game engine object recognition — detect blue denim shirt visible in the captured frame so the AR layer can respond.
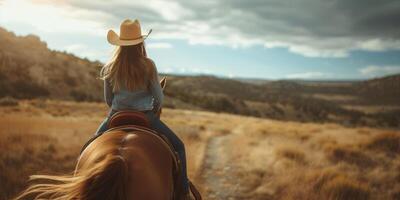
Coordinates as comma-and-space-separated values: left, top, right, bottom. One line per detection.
104, 78, 163, 112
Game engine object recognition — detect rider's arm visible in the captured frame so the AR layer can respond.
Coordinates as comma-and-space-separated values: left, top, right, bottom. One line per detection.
104, 79, 114, 108
149, 68, 164, 112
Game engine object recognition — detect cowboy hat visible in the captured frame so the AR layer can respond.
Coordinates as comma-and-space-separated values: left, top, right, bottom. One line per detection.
107, 19, 152, 46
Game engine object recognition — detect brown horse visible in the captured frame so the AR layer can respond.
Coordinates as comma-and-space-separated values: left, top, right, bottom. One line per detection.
79, 129, 176, 200
15, 78, 201, 200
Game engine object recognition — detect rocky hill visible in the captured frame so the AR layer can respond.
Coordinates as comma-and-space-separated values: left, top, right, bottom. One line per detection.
0, 27, 103, 101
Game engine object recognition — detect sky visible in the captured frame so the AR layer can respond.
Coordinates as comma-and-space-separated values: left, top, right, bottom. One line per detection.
1, 0, 400, 80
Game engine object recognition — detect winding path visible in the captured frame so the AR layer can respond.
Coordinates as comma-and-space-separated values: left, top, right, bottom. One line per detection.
199, 122, 250, 200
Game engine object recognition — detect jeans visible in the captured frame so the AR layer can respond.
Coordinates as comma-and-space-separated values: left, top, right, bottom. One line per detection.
95, 110, 189, 193
95, 109, 117, 135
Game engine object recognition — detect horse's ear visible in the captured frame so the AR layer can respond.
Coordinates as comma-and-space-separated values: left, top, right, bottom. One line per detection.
160, 77, 167, 90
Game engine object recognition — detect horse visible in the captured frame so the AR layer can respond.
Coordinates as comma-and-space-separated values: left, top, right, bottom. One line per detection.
15, 78, 201, 200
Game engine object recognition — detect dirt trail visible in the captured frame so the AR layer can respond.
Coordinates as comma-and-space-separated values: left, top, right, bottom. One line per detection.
200, 121, 251, 200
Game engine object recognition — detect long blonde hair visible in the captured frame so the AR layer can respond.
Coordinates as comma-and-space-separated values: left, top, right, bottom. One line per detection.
101, 42, 158, 92
14, 131, 130, 200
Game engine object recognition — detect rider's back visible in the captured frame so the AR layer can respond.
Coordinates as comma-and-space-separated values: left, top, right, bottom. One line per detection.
102, 56, 164, 112
108, 79, 163, 111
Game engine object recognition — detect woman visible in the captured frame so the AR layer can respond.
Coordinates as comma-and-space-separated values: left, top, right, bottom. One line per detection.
15, 19, 191, 199
97, 19, 189, 196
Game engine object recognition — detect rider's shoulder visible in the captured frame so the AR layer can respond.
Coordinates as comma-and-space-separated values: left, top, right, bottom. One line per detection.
143, 57, 156, 66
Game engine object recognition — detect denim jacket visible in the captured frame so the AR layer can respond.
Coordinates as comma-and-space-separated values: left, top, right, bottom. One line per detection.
104, 78, 164, 112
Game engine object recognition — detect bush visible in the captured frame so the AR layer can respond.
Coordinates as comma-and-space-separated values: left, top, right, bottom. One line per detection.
322, 176, 370, 200
365, 132, 400, 154
13, 79, 49, 98
325, 146, 375, 168
0, 96, 18, 106
0, 76, 49, 99
70, 89, 98, 102
70, 89, 88, 102
276, 147, 306, 164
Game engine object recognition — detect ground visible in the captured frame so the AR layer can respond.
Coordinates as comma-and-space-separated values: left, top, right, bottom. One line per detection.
0, 100, 399, 200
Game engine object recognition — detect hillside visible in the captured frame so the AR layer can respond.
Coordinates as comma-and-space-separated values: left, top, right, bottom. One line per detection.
164, 75, 400, 127
356, 74, 400, 105
0, 27, 399, 127
0, 27, 103, 101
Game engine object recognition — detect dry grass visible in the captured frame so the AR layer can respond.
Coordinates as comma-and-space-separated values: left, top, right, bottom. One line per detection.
342, 105, 400, 114
0, 100, 399, 200
312, 94, 358, 102
278, 169, 371, 200
0, 133, 77, 198
275, 147, 307, 164
0, 115, 95, 199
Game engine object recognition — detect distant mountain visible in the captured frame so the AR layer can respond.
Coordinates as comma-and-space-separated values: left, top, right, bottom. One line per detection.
0, 27, 399, 127
234, 77, 271, 85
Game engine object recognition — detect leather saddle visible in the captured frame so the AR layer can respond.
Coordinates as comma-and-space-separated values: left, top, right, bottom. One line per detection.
81, 110, 202, 200
108, 110, 151, 129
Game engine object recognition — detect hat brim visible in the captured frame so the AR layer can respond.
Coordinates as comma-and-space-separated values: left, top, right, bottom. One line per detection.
107, 29, 150, 46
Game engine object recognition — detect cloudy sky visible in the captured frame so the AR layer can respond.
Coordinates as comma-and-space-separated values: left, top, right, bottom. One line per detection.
1, 0, 400, 80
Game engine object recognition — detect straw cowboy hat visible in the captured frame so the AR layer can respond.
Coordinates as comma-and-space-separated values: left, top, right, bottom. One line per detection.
107, 19, 152, 46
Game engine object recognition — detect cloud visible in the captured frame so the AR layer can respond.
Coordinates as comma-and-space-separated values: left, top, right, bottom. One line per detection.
359, 65, 400, 77
2, 0, 400, 58
159, 66, 213, 75
65, 44, 87, 52
146, 42, 173, 49
0, 0, 110, 36
285, 72, 327, 79
64, 43, 108, 60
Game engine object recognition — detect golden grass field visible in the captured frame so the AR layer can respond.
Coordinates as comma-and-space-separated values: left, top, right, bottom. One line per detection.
0, 100, 399, 200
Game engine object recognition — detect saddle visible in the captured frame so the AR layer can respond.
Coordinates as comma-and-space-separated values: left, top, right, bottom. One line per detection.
107, 110, 151, 129
80, 111, 202, 200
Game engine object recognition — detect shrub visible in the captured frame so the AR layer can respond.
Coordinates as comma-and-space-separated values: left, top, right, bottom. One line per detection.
365, 132, 400, 154
322, 176, 371, 200
276, 147, 306, 164
325, 146, 375, 168
13, 79, 50, 98
393, 189, 400, 200
70, 89, 98, 102
0, 96, 18, 106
